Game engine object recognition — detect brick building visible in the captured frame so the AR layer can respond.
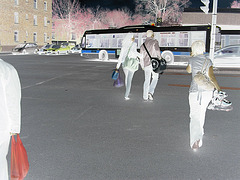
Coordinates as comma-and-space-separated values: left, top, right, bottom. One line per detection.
0, 0, 52, 52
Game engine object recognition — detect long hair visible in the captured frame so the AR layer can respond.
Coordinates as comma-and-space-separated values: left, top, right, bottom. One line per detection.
122, 33, 134, 50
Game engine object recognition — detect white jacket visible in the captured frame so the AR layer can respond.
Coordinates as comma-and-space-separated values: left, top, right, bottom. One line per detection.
0, 59, 21, 134
116, 42, 142, 69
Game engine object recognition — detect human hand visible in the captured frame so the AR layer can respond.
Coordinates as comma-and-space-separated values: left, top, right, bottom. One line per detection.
10, 132, 18, 135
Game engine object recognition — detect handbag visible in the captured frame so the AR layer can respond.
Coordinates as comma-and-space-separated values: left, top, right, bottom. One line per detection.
112, 69, 119, 80
11, 134, 29, 180
143, 43, 167, 73
113, 71, 124, 88
193, 58, 215, 91
122, 44, 139, 71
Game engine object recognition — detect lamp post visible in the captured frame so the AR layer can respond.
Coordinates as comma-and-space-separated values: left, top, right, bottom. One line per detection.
209, 0, 218, 63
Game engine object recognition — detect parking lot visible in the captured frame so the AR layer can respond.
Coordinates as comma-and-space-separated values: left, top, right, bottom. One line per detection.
1, 53, 240, 180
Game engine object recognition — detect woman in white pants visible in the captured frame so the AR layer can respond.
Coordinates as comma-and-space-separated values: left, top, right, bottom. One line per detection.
186, 41, 221, 150
0, 59, 21, 180
116, 33, 142, 100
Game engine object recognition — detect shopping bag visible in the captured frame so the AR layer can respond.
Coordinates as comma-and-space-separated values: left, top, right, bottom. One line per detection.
113, 71, 124, 88
111, 69, 119, 80
11, 134, 29, 180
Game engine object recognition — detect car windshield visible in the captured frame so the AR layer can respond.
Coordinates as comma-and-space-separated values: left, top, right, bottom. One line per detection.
52, 45, 60, 49
15, 44, 26, 48
44, 44, 51, 49
217, 46, 239, 55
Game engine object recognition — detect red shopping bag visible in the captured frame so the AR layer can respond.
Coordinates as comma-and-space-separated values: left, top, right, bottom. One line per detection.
11, 134, 29, 180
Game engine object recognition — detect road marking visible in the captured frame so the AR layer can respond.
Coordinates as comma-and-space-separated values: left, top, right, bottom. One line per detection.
168, 84, 240, 90
22, 73, 73, 89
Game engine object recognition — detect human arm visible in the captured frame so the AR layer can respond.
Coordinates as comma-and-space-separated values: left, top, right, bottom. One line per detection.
128, 43, 142, 59
208, 66, 221, 91
116, 47, 129, 69
139, 45, 145, 70
154, 40, 161, 58
6, 66, 21, 134
186, 64, 191, 73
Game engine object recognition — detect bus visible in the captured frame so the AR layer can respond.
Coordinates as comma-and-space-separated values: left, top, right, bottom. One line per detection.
80, 25, 221, 64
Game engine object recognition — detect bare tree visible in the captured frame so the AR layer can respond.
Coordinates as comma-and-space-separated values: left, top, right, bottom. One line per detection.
135, 0, 190, 25
52, 0, 83, 42
231, 0, 240, 8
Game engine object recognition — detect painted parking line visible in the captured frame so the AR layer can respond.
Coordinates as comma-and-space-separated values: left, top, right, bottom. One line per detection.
168, 84, 240, 90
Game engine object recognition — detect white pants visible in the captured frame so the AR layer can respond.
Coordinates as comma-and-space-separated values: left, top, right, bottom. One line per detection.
189, 91, 213, 148
123, 68, 135, 98
143, 65, 159, 100
0, 133, 11, 180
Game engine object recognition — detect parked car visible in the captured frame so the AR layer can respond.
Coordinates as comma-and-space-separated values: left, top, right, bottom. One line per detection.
12, 43, 38, 55
46, 44, 60, 55
213, 44, 240, 67
70, 45, 81, 54
47, 44, 73, 55
37, 44, 52, 55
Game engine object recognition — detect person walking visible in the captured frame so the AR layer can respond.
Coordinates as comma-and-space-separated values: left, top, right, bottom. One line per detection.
0, 59, 21, 179
140, 30, 161, 101
116, 33, 142, 100
186, 41, 221, 151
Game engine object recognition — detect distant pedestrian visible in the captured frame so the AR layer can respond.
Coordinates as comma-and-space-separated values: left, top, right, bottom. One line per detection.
116, 33, 142, 100
140, 30, 161, 101
186, 41, 221, 150
0, 59, 21, 179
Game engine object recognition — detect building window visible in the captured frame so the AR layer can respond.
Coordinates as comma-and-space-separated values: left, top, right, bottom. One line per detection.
44, 17, 47, 26
15, 0, 19, 5
34, 15, 37, 25
26, 14, 28, 20
26, 31, 28, 37
44, 33, 47, 43
14, 31, 19, 42
44, 1, 47, 11
71, 32, 76, 40
34, 0, 37, 9
14, 12, 19, 24
33, 32, 37, 42
52, 32, 55, 40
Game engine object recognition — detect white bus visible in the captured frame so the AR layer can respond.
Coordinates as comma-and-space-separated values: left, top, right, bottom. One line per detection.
80, 25, 221, 64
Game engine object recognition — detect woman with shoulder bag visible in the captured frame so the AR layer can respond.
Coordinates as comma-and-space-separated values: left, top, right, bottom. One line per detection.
186, 41, 221, 151
116, 33, 142, 100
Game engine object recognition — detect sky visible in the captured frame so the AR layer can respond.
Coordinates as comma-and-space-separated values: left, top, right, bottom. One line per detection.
79, 0, 234, 11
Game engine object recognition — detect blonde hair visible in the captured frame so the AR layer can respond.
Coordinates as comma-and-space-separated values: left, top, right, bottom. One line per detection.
191, 40, 205, 56
146, 30, 154, 37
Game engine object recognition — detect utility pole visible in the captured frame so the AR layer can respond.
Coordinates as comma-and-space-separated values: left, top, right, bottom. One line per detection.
209, 0, 218, 62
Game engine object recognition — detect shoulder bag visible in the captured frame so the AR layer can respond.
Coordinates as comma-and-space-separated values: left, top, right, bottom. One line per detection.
193, 58, 215, 91
143, 43, 167, 73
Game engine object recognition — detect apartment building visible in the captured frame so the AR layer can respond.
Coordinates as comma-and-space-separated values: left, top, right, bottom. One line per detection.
0, 0, 52, 51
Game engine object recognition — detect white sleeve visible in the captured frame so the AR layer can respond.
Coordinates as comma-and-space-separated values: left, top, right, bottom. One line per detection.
6, 65, 21, 133
128, 43, 142, 59
116, 47, 128, 69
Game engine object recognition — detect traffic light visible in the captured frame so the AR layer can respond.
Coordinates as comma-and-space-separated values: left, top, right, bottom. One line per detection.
200, 0, 209, 14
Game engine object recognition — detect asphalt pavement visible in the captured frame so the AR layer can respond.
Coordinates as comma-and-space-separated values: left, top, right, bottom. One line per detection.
1, 54, 240, 180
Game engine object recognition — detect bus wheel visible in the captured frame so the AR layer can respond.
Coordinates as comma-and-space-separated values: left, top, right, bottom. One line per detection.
99, 50, 108, 61
161, 51, 174, 64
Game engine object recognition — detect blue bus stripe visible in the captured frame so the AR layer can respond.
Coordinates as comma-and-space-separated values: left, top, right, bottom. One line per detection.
81, 50, 190, 56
